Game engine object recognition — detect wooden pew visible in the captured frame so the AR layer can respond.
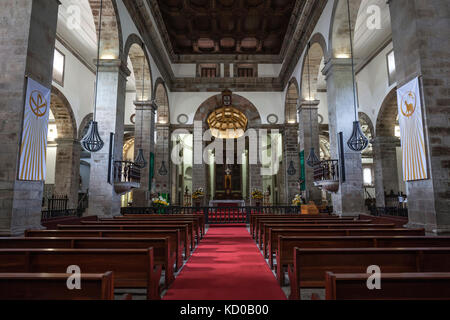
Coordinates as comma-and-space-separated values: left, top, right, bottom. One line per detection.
24, 229, 183, 271
0, 248, 161, 300
0, 237, 174, 288
89, 218, 202, 245
253, 217, 362, 242
289, 247, 450, 300
261, 223, 396, 257
325, 272, 450, 300
276, 235, 450, 285
0, 272, 114, 300
57, 224, 192, 258
116, 214, 205, 238
251, 215, 354, 239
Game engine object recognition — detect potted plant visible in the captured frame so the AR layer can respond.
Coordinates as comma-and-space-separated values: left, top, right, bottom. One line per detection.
192, 187, 205, 207
152, 196, 169, 214
251, 189, 264, 207
292, 194, 303, 210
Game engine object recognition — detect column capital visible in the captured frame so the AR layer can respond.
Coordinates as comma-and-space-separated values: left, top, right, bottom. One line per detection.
322, 58, 353, 78
95, 59, 131, 78
298, 99, 320, 111
134, 99, 158, 112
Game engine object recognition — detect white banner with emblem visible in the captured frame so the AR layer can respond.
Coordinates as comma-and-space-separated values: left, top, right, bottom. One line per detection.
18, 77, 51, 181
397, 77, 428, 182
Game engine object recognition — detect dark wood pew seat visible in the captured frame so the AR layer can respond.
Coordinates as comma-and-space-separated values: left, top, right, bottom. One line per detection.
289, 247, 450, 300
0, 248, 161, 300
325, 272, 450, 300
0, 272, 114, 300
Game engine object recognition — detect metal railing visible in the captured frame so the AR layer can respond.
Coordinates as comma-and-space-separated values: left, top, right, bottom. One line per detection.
113, 161, 141, 183
314, 160, 339, 182
121, 205, 304, 224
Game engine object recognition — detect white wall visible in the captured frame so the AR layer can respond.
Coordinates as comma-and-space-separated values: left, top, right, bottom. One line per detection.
124, 91, 137, 125
45, 146, 57, 184
356, 42, 396, 132
52, 39, 96, 130
170, 91, 285, 125
258, 64, 282, 78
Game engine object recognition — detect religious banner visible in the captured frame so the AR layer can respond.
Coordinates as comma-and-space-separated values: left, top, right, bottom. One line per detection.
18, 77, 51, 181
397, 77, 428, 181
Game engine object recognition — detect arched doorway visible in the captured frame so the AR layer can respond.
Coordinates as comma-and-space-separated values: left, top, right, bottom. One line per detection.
154, 79, 171, 199
123, 34, 154, 207
46, 87, 80, 210
374, 88, 405, 209
191, 93, 263, 205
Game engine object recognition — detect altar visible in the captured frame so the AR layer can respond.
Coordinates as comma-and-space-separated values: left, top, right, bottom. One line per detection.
209, 200, 246, 207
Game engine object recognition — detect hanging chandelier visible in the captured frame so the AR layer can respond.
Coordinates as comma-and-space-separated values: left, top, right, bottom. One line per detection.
305, 41, 320, 168
345, 0, 369, 152
80, 0, 105, 153
134, 45, 147, 169
158, 127, 168, 176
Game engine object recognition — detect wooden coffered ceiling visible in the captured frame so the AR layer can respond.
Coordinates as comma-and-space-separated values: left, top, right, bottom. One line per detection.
123, 0, 328, 91
153, 0, 297, 56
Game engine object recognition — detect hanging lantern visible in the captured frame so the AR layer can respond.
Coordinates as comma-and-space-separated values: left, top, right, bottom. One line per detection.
344, 0, 369, 152
306, 147, 320, 168
305, 41, 320, 168
348, 121, 369, 152
80, 121, 104, 153
158, 161, 168, 176
287, 161, 296, 176
135, 148, 147, 169
80, 0, 105, 153
134, 48, 148, 169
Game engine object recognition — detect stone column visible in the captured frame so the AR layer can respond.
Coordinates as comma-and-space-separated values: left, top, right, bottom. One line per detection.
249, 129, 263, 205
0, 0, 59, 235
154, 124, 171, 195
87, 59, 129, 217
323, 58, 365, 216
132, 100, 157, 207
192, 123, 207, 205
281, 124, 300, 204
54, 138, 81, 209
389, 0, 450, 233
298, 100, 322, 204
373, 136, 401, 207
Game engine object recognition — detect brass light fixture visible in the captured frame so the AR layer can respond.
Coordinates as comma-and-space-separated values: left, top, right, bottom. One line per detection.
80, 0, 104, 153
207, 106, 248, 139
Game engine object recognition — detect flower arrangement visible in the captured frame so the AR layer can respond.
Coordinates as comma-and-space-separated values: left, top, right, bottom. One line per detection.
192, 187, 205, 200
292, 194, 303, 206
251, 189, 264, 200
152, 196, 169, 207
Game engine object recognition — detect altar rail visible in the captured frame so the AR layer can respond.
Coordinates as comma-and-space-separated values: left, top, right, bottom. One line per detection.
121, 206, 304, 224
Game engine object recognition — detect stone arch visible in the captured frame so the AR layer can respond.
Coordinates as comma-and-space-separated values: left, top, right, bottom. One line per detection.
50, 87, 77, 140
49, 87, 80, 209
359, 111, 374, 138
285, 78, 299, 124
329, 0, 362, 58
123, 34, 153, 100
154, 78, 170, 124
359, 111, 374, 157
376, 88, 398, 137
329, 0, 392, 59
88, 0, 123, 59
300, 37, 326, 101
373, 87, 403, 207
194, 94, 262, 127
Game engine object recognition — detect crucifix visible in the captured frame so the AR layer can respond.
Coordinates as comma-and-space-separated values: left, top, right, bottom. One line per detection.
224, 165, 232, 196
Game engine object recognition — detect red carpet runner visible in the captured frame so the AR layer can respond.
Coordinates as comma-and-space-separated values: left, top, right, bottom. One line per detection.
163, 225, 286, 300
